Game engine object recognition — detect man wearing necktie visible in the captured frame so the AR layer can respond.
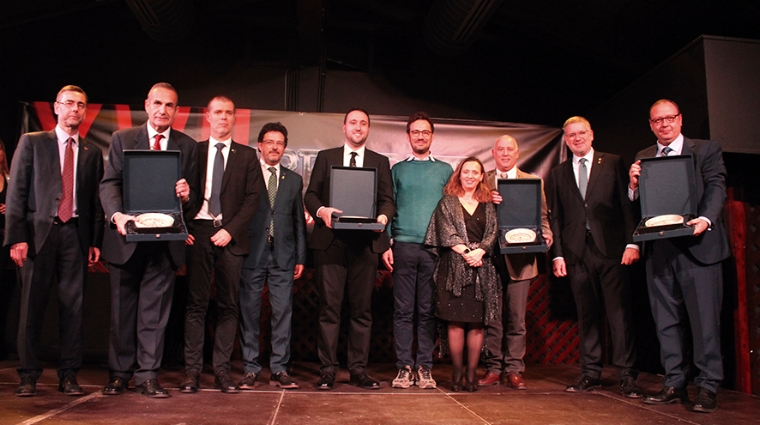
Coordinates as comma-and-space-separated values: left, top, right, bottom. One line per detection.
629, 100, 729, 413
5, 85, 104, 397
304, 109, 395, 390
178, 96, 261, 394
479, 135, 552, 390
100, 83, 199, 398
547, 116, 641, 398
237, 122, 306, 390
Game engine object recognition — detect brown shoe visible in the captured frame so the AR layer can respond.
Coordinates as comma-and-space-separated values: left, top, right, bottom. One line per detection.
502, 372, 527, 390
477, 371, 500, 387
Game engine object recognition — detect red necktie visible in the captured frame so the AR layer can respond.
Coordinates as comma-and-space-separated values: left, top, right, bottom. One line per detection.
153, 134, 163, 150
58, 138, 75, 223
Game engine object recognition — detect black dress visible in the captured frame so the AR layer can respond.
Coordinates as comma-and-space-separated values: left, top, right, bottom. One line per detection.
435, 202, 487, 323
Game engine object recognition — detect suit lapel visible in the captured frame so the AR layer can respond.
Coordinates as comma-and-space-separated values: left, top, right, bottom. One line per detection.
221, 141, 240, 190
272, 168, 290, 210
197, 141, 210, 192
585, 152, 603, 198
133, 124, 150, 150
563, 160, 583, 202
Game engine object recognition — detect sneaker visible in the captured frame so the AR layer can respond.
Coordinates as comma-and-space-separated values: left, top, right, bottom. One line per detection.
392, 366, 414, 389
416, 366, 437, 389
239, 372, 258, 390
269, 371, 299, 389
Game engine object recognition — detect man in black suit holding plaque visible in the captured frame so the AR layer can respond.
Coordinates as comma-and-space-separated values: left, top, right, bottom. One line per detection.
100, 82, 198, 398
629, 99, 729, 413
180, 96, 261, 394
547, 116, 641, 398
304, 108, 395, 390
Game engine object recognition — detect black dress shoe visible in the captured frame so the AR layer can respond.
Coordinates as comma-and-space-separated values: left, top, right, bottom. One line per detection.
692, 387, 717, 413
102, 376, 128, 395
620, 376, 642, 399
316, 373, 335, 391
135, 379, 170, 398
179, 371, 200, 393
566, 375, 601, 392
643, 386, 688, 405
463, 380, 478, 392
350, 373, 380, 390
59, 374, 84, 396
15, 376, 37, 397
214, 372, 240, 394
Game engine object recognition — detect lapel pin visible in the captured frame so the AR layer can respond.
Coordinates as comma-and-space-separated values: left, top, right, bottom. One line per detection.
597, 158, 602, 164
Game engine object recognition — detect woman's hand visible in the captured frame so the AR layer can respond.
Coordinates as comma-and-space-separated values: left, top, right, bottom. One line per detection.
463, 248, 485, 267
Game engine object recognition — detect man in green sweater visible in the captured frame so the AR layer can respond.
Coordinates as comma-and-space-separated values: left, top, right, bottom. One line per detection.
382, 112, 452, 389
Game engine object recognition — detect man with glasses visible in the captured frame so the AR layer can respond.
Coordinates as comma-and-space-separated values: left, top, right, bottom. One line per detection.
5, 85, 104, 397
382, 112, 452, 389
180, 96, 262, 394
629, 99, 729, 413
547, 116, 641, 398
238, 122, 306, 390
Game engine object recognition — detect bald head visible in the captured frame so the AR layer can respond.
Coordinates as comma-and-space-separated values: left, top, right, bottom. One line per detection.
492, 135, 520, 172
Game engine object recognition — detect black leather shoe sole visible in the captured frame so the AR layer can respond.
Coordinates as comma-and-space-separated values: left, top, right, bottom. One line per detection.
102, 378, 128, 396
135, 386, 170, 398
59, 384, 84, 396
316, 374, 335, 391
692, 403, 717, 413
643, 395, 687, 405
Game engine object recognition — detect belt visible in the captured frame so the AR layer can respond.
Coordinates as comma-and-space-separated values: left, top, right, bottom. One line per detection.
193, 218, 223, 228
53, 217, 78, 225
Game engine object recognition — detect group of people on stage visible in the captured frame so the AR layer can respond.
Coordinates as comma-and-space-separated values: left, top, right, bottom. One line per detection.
3, 83, 728, 414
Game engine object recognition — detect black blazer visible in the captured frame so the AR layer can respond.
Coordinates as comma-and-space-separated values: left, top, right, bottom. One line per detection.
4, 130, 104, 255
548, 150, 637, 264
634, 137, 730, 265
185, 140, 262, 256
304, 146, 395, 253
99, 124, 199, 267
243, 166, 307, 270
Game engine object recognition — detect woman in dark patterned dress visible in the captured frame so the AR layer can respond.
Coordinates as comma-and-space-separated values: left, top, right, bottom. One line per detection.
424, 157, 500, 392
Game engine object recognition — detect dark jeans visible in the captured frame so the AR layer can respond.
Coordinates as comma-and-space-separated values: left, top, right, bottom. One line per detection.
392, 242, 437, 370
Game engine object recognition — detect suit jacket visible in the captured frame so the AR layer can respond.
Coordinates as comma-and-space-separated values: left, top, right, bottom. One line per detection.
634, 137, 729, 265
100, 124, 199, 266
185, 140, 262, 256
548, 150, 637, 265
243, 166, 307, 270
4, 131, 104, 255
486, 168, 551, 280
304, 146, 395, 253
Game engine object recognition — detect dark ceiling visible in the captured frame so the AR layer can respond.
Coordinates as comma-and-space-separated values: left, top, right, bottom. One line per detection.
1, 0, 759, 144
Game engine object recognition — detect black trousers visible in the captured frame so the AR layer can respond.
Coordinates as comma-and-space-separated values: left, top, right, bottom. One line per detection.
567, 232, 636, 380
17, 220, 85, 380
184, 220, 244, 374
314, 233, 377, 376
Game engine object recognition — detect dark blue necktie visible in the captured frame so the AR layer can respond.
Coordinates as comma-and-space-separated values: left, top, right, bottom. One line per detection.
209, 143, 225, 216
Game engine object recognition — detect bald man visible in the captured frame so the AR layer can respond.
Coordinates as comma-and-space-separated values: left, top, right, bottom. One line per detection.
479, 135, 552, 389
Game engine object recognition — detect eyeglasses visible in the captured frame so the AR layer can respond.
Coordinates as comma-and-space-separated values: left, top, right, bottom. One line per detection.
650, 114, 680, 125
409, 130, 432, 137
57, 100, 86, 110
261, 140, 286, 147
564, 130, 589, 141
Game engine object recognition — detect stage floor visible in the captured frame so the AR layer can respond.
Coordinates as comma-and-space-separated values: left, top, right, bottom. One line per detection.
1, 360, 758, 424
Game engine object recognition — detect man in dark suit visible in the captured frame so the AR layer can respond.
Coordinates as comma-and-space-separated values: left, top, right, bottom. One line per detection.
5, 85, 104, 397
547, 116, 641, 398
304, 109, 395, 390
238, 122, 306, 390
99, 82, 198, 398
179, 96, 261, 394
480, 135, 552, 390
629, 99, 729, 413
